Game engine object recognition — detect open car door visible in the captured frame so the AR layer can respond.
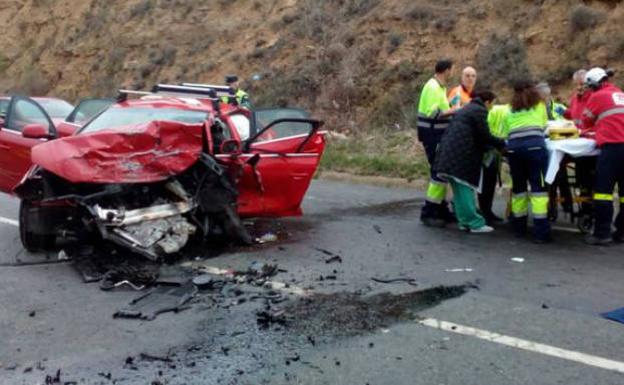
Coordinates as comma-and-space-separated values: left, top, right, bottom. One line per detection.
56, 98, 114, 137
0, 96, 55, 193
236, 108, 325, 217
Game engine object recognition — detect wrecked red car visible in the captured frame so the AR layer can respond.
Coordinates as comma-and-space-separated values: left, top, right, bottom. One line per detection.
8, 85, 326, 259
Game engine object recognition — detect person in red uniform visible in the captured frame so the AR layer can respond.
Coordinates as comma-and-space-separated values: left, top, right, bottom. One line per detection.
564, 69, 590, 130
564, 69, 595, 212
582, 67, 624, 245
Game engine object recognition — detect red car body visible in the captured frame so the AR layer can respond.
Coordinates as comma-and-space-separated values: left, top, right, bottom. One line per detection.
2, 91, 325, 256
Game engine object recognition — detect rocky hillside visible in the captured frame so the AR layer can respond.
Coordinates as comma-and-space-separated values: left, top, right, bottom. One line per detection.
1, 0, 623, 133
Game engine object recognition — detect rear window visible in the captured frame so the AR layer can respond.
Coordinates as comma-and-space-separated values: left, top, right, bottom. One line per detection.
37, 99, 75, 119
80, 107, 209, 134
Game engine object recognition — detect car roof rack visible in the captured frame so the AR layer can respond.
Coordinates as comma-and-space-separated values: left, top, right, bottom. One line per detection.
180, 83, 233, 95
153, 84, 235, 100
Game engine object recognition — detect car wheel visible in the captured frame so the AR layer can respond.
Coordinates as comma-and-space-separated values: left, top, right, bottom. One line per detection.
19, 200, 55, 252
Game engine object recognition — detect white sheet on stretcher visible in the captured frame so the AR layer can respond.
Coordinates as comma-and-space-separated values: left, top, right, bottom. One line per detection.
545, 138, 600, 184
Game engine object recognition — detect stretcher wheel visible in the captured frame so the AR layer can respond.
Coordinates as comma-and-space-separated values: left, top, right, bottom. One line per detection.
577, 213, 594, 234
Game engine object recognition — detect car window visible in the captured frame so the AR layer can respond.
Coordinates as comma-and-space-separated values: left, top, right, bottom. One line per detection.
80, 107, 209, 134
229, 114, 250, 140
0, 99, 9, 116
36, 99, 75, 119
254, 121, 316, 143
68, 99, 114, 124
8, 99, 52, 132
254, 108, 310, 131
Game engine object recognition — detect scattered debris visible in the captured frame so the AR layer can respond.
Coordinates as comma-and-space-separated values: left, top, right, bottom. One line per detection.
57, 250, 71, 261
371, 277, 418, 287
140, 353, 172, 363
601, 307, 624, 325
542, 304, 549, 309
257, 232, 278, 244
256, 307, 289, 329
192, 273, 226, 290
238, 262, 278, 279
283, 285, 470, 337
28, 311, 36, 317
444, 268, 473, 272
114, 282, 197, 321
373, 225, 383, 234
324, 255, 343, 264
511, 258, 525, 263
315, 248, 336, 256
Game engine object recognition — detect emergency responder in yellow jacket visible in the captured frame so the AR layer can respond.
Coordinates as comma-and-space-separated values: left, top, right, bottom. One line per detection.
222, 75, 252, 108
417, 59, 459, 227
502, 80, 551, 243
479, 104, 511, 225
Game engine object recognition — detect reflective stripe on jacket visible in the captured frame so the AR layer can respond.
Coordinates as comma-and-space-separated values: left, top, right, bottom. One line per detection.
417, 78, 451, 131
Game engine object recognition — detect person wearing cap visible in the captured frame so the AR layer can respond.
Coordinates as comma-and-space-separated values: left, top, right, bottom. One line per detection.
222, 75, 252, 108
502, 79, 551, 243
581, 67, 624, 245
417, 59, 460, 227
536, 82, 567, 121
434, 89, 506, 233
448, 66, 477, 108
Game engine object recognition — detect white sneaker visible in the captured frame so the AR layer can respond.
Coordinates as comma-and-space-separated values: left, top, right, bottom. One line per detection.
470, 225, 494, 233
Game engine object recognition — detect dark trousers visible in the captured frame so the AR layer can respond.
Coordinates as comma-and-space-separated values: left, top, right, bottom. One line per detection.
478, 157, 499, 218
593, 143, 624, 239
419, 128, 450, 220
551, 166, 573, 212
508, 143, 551, 241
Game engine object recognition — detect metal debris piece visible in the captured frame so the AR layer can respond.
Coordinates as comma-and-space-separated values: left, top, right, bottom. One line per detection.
371, 277, 418, 286
256, 308, 289, 329
256, 232, 278, 244
324, 255, 343, 264
114, 282, 197, 321
444, 268, 474, 272
511, 258, 525, 263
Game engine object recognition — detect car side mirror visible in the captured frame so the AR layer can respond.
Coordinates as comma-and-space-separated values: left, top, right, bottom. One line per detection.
22, 123, 51, 139
220, 139, 242, 155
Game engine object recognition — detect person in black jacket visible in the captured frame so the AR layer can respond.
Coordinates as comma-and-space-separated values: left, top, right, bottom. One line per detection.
434, 89, 506, 233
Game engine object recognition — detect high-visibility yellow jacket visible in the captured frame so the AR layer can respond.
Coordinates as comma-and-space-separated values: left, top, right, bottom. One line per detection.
487, 104, 511, 139
502, 102, 548, 141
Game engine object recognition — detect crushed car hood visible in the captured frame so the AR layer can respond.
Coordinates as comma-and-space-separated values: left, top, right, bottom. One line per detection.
31, 120, 204, 184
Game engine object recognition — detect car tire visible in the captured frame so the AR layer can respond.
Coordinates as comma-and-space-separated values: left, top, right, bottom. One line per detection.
19, 200, 55, 252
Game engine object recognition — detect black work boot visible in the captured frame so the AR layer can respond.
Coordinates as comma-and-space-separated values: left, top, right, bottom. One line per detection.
422, 217, 446, 228
584, 234, 613, 246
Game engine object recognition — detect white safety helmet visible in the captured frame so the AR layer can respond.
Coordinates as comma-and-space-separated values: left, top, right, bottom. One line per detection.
584, 67, 608, 89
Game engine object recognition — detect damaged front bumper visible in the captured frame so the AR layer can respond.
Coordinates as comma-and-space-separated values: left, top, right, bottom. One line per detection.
93, 199, 198, 260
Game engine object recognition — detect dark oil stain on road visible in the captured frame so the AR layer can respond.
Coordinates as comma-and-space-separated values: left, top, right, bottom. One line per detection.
284, 285, 468, 337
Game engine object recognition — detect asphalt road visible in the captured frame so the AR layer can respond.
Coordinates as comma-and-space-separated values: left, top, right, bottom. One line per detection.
0, 180, 623, 385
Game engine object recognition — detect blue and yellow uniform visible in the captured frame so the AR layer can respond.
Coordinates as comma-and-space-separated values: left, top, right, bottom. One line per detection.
417, 77, 452, 223
502, 102, 551, 241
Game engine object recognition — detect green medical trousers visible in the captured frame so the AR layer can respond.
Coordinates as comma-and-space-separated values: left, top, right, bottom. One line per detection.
449, 179, 486, 230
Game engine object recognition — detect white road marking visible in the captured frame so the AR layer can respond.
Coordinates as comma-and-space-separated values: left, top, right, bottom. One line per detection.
551, 226, 581, 233
183, 263, 309, 296
0, 216, 18, 227
419, 318, 624, 374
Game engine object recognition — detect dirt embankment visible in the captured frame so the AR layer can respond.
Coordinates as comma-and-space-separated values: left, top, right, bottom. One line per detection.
1, 0, 622, 179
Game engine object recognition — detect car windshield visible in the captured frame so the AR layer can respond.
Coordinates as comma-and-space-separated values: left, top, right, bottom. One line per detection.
80, 107, 209, 134
36, 99, 75, 119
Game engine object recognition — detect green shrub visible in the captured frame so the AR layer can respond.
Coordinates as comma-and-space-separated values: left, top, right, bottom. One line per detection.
569, 5, 605, 31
